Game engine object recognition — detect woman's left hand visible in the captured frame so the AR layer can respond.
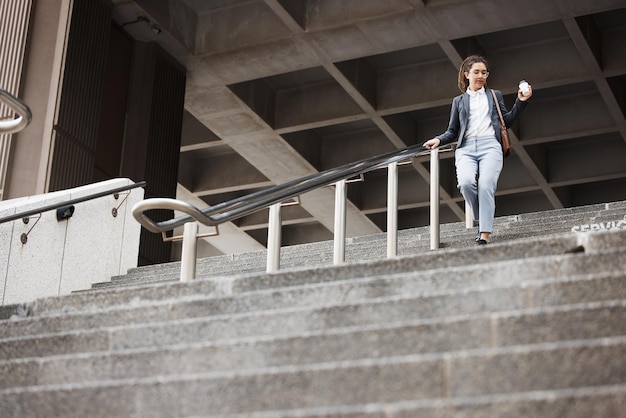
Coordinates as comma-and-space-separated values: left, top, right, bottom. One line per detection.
518, 84, 533, 101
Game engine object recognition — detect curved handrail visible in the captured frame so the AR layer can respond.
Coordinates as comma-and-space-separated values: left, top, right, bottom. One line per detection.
0, 88, 32, 134
133, 143, 430, 233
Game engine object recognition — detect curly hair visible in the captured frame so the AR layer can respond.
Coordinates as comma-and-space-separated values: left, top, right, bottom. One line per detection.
458, 55, 489, 92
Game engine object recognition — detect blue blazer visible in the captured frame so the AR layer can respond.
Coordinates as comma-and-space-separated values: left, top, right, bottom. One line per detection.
437, 89, 527, 148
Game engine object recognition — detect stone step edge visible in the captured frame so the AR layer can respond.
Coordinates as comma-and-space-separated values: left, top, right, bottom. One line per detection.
55, 232, 589, 307
9, 247, 622, 331
11, 245, 624, 324
107, 226, 625, 285
116, 201, 626, 276
106, 233, 561, 282
1, 298, 623, 366
3, 269, 623, 345
90, 243, 626, 308
113, 222, 579, 277
102, 231, 586, 285
0, 272, 626, 343
194, 384, 626, 418
2, 335, 625, 395
111, 211, 607, 278
9, 229, 625, 322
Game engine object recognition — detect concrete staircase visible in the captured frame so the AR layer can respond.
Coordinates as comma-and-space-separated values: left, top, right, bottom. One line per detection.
93, 200, 626, 289
0, 201, 625, 416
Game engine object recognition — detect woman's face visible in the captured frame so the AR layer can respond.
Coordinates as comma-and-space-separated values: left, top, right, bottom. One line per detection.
464, 62, 489, 91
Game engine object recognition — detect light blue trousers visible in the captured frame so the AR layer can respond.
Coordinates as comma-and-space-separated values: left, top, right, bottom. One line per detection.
455, 136, 503, 234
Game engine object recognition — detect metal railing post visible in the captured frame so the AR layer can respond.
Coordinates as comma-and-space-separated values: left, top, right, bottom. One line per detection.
333, 179, 347, 264
387, 161, 398, 257
430, 148, 440, 250
267, 202, 282, 272
180, 221, 198, 282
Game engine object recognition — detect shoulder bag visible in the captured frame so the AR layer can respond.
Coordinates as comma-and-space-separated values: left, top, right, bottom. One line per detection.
490, 89, 511, 158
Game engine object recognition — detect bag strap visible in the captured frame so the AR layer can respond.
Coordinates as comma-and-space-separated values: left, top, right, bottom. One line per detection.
490, 89, 506, 128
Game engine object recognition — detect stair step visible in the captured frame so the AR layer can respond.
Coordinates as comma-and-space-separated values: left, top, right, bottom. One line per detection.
2, 231, 623, 337
104, 202, 618, 275
170, 385, 626, 418
3, 230, 619, 321
97, 205, 626, 287
1, 336, 625, 417
2, 269, 624, 360
1, 299, 623, 389
92, 225, 585, 289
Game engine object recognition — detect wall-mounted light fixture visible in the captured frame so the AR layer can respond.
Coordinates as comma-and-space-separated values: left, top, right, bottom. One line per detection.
121, 15, 161, 35
56, 205, 75, 221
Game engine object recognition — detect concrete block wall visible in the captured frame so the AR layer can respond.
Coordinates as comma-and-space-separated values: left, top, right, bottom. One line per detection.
0, 178, 143, 305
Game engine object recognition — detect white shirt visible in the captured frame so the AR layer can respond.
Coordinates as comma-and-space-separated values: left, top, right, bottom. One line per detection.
465, 87, 495, 139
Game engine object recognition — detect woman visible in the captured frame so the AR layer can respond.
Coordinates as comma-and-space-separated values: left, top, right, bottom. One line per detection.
423, 55, 532, 244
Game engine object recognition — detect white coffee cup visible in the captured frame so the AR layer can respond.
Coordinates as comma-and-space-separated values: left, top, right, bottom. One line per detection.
519, 80, 530, 96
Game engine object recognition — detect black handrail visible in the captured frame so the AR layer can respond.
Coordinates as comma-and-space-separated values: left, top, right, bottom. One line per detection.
134, 144, 428, 232
0, 88, 32, 134
0, 181, 146, 224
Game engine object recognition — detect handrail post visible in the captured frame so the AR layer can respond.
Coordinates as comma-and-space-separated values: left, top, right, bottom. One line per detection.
180, 221, 198, 282
430, 148, 440, 250
387, 161, 398, 257
333, 179, 347, 264
267, 202, 282, 272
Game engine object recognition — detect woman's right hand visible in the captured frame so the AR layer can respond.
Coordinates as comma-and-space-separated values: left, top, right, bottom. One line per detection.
423, 138, 440, 150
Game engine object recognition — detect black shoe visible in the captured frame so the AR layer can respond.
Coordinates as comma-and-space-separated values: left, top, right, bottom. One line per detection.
476, 239, 489, 245
475, 228, 480, 242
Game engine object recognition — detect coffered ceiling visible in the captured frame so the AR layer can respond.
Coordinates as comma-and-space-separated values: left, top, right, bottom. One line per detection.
111, 0, 626, 255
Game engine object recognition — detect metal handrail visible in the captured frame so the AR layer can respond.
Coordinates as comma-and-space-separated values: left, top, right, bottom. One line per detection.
133, 142, 460, 280
133, 143, 429, 233
0, 88, 32, 135
0, 181, 147, 225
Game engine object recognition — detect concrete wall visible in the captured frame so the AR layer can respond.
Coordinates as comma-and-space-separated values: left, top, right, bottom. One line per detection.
0, 178, 143, 305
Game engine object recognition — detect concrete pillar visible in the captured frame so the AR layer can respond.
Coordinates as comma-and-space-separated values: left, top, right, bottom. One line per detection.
0, 0, 33, 199
4, 0, 73, 199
